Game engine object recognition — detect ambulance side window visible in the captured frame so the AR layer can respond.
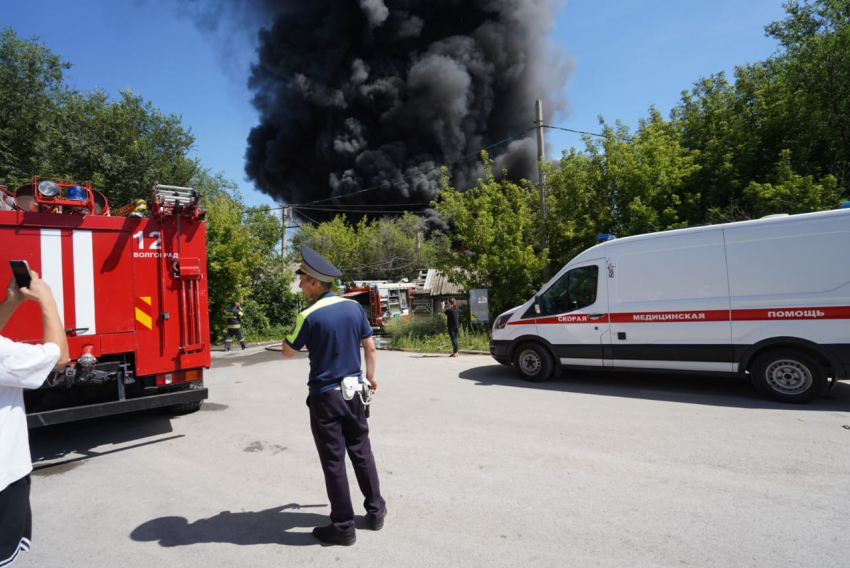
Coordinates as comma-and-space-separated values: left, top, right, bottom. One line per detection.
539, 265, 599, 316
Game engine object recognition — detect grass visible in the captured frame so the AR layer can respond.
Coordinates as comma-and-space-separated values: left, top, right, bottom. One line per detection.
238, 325, 291, 344
383, 316, 491, 353
233, 318, 493, 354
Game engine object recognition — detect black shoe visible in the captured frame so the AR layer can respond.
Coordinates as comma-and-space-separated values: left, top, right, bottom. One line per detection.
312, 524, 355, 546
369, 516, 384, 531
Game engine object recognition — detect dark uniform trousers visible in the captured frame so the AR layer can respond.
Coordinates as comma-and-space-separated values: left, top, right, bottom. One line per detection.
309, 389, 386, 535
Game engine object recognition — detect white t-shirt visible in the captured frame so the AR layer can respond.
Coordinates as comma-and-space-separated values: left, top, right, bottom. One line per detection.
0, 335, 60, 492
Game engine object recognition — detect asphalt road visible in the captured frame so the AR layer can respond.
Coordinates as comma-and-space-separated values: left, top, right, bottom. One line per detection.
21, 346, 850, 568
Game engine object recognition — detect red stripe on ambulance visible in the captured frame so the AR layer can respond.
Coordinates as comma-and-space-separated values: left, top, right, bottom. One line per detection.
732, 306, 850, 320
509, 307, 850, 325
610, 310, 728, 323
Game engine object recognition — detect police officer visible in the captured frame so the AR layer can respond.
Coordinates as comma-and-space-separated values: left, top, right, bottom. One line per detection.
225, 301, 246, 351
281, 247, 386, 546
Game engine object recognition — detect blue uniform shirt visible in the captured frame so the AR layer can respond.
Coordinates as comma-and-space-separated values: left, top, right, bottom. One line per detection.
285, 292, 374, 394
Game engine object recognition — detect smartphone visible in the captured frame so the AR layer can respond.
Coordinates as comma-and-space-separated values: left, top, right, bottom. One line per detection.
9, 260, 32, 289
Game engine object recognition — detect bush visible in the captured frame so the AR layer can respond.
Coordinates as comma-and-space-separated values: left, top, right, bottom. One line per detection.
384, 316, 491, 353
384, 316, 445, 339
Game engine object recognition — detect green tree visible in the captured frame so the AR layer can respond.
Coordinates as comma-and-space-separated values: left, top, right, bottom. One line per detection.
604, 110, 700, 236
546, 112, 700, 268
672, 72, 755, 222
199, 172, 248, 338
0, 28, 69, 183
291, 213, 438, 282
291, 215, 359, 276
433, 156, 547, 317
742, 149, 842, 217
765, 0, 850, 188
544, 144, 610, 267
53, 89, 199, 207
203, 175, 299, 341
0, 30, 198, 204
671, 0, 850, 222
200, 171, 295, 340
244, 204, 299, 335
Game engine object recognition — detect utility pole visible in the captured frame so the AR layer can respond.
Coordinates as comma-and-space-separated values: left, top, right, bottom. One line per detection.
417, 231, 421, 267
281, 206, 290, 259
535, 99, 551, 280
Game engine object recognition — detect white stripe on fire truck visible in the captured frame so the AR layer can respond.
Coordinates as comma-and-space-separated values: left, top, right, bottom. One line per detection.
39, 229, 65, 324
73, 231, 96, 336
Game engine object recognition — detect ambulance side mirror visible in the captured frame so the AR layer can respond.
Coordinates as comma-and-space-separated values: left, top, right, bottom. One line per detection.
533, 295, 541, 314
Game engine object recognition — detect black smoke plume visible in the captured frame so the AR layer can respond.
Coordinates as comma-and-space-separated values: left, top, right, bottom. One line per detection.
184, 0, 571, 226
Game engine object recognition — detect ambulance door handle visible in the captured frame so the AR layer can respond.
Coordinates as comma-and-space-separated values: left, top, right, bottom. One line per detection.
587, 313, 604, 320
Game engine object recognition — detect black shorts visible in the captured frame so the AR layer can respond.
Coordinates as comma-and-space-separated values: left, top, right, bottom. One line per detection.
0, 475, 31, 567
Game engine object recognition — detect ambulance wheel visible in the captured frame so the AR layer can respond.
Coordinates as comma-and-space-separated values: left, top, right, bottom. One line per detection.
750, 350, 828, 403
513, 343, 554, 382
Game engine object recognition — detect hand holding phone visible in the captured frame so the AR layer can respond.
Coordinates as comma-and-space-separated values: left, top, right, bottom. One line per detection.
9, 260, 32, 289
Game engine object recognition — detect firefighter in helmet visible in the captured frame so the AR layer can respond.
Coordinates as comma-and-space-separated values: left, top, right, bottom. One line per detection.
225, 301, 246, 351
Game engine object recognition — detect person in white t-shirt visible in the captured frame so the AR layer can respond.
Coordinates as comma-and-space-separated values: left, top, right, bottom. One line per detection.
0, 270, 69, 567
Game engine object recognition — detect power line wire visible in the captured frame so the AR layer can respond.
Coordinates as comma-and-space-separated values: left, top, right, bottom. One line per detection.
295, 208, 322, 226
542, 124, 605, 138
299, 202, 430, 208
292, 205, 427, 215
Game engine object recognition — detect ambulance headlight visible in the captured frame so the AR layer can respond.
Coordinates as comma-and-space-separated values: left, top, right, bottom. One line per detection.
494, 314, 511, 330
37, 180, 61, 197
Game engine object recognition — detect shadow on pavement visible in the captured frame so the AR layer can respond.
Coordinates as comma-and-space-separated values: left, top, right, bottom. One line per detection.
130, 503, 330, 547
211, 348, 306, 369
29, 409, 180, 467
458, 364, 850, 411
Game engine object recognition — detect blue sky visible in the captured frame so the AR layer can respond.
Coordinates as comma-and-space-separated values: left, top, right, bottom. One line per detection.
2, 0, 789, 209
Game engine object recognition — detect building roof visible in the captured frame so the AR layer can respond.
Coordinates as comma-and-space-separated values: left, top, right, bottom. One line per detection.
418, 268, 464, 296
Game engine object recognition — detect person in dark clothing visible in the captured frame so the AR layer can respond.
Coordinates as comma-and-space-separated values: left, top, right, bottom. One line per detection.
281, 247, 386, 546
225, 301, 246, 351
442, 298, 460, 357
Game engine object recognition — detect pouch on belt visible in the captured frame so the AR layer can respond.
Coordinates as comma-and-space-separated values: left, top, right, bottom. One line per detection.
341, 376, 361, 401
341, 376, 373, 405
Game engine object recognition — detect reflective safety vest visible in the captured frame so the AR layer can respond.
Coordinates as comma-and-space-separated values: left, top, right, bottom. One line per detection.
227, 307, 243, 329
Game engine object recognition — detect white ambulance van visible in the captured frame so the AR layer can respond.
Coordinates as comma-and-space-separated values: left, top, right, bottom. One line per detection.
489, 207, 850, 403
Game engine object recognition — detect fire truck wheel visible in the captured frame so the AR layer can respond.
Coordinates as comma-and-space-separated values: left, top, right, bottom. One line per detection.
750, 349, 829, 403
168, 383, 204, 414
169, 400, 203, 414
513, 342, 554, 382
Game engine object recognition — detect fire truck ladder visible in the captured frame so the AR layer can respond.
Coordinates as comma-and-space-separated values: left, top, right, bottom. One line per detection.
152, 184, 206, 354
172, 257, 205, 353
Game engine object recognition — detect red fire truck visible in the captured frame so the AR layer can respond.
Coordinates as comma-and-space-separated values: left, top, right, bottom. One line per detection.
343, 281, 414, 331
0, 178, 210, 428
